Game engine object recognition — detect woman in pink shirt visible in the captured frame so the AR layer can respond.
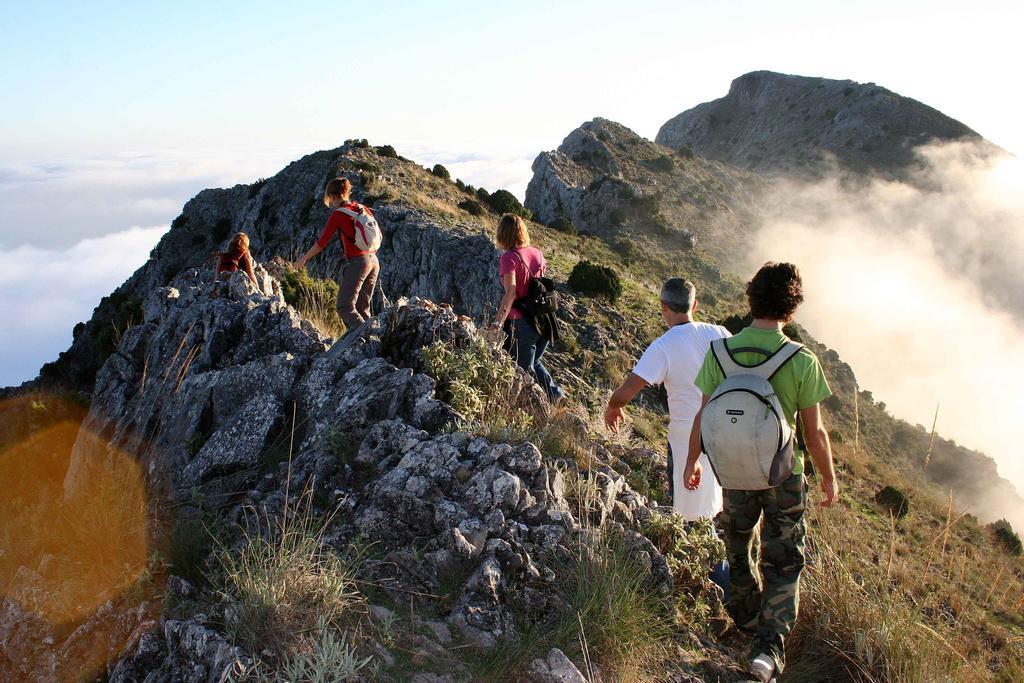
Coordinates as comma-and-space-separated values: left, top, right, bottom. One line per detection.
490, 214, 564, 403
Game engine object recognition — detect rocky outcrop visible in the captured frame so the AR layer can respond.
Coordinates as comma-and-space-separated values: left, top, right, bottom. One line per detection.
656, 70, 985, 178
45, 270, 684, 679
35, 142, 504, 394
525, 118, 763, 262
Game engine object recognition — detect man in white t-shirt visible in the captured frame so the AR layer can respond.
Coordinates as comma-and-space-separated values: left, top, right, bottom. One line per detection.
604, 278, 731, 520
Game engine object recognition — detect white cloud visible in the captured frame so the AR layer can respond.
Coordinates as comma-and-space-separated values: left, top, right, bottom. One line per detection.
751, 141, 1024, 513
0, 226, 166, 388
393, 140, 538, 200
0, 150, 301, 250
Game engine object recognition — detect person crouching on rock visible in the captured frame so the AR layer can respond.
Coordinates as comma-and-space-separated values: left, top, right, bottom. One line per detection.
489, 214, 565, 403
293, 177, 380, 330
215, 232, 258, 285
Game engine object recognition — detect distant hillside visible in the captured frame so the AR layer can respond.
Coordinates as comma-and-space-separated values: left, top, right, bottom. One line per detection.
526, 118, 764, 263
656, 70, 985, 177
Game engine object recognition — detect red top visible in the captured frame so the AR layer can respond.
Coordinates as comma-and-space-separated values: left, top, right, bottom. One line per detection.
498, 246, 546, 320
217, 250, 252, 275
316, 202, 375, 259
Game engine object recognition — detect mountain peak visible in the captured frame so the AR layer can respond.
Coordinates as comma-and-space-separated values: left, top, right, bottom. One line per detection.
657, 71, 984, 177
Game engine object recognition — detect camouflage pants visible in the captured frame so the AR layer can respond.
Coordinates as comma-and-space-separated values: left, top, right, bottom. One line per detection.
722, 473, 806, 673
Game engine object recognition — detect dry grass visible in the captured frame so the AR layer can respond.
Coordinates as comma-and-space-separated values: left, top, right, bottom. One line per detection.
786, 441, 1024, 681
214, 494, 364, 661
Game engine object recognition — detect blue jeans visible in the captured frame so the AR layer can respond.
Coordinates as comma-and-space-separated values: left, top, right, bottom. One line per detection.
508, 318, 563, 402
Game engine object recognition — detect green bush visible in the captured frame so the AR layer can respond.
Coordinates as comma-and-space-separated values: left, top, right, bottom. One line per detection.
458, 199, 487, 217
345, 138, 370, 149
646, 155, 675, 173
568, 260, 622, 303
375, 144, 398, 158
548, 217, 577, 235
486, 189, 531, 220
279, 268, 344, 338
874, 485, 910, 518
476, 187, 490, 201
676, 146, 695, 160
421, 337, 529, 432
611, 237, 639, 261
431, 164, 451, 180
248, 178, 267, 198
990, 520, 1023, 556
608, 207, 626, 226
644, 513, 725, 625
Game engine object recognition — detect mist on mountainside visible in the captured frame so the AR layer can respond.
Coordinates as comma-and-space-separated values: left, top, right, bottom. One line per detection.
748, 140, 1024, 529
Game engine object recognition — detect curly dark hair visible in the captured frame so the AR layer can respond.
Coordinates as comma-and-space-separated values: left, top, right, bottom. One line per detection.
746, 262, 804, 321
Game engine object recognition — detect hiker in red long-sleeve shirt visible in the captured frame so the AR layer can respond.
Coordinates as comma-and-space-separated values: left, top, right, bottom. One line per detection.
293, 178, 382, 330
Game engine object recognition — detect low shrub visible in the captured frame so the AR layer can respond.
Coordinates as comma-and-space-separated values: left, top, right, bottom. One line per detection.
610, 237, 639, 261
279, 267, 344, 339
421, 337, 530, 433
431, 164, 451, 180
476, 187, 490, 201
374, 144, 398, 158
548, 217, 577, 235
345, 138, 370, 149
676, 146, 695, 160
248, 178, 267, 198
486, 189, 531, 220
458, 199, 487, 217
990, 520, 1023, 556
645, 155, 675, 173
568, 260, 622, 303
643, 513, 725, 626
874, 485, 910, 518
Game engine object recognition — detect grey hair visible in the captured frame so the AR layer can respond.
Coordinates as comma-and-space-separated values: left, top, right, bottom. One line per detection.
660, 278, 696, 313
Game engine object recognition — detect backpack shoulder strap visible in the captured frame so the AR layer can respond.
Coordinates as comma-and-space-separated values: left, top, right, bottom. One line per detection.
756, 341, 804, 380
711, 338, 747, 378
510, 248, 540, 279
712, 339, 803, 379
335, 206, 359, 218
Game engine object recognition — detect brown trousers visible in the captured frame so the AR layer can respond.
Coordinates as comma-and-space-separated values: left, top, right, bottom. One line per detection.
337, 253, 379, 329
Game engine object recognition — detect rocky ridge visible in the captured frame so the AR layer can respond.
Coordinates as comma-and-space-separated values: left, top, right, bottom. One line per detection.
36, 144, 505, 395
656, 70, 984, 178
525, 118, 764, 263
22, 269, 716, 681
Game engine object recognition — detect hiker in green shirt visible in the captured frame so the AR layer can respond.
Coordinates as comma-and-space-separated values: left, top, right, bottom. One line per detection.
683, 262, 838, 682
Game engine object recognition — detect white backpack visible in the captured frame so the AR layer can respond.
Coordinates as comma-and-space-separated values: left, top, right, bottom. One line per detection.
700, 339, 803, 490
336, 204, 382, 252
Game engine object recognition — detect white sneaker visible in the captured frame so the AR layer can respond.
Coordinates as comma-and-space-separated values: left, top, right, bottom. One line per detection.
750, 653, 776, 682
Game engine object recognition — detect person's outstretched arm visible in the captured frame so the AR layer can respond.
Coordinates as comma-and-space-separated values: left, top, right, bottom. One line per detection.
295, 212, 342, 269
799, 403, 838, 507
294, 242, 324, 270
603, 373, 648, 432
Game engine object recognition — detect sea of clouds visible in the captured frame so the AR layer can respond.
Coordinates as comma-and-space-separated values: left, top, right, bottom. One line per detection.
750, 141, 1024, 517
0, 143, 537, 388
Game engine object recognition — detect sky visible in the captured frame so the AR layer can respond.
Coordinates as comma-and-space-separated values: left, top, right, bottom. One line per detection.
1, 1, 1022, 412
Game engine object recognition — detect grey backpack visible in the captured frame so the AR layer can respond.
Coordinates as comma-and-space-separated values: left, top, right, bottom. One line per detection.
700, 339, 803, 490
